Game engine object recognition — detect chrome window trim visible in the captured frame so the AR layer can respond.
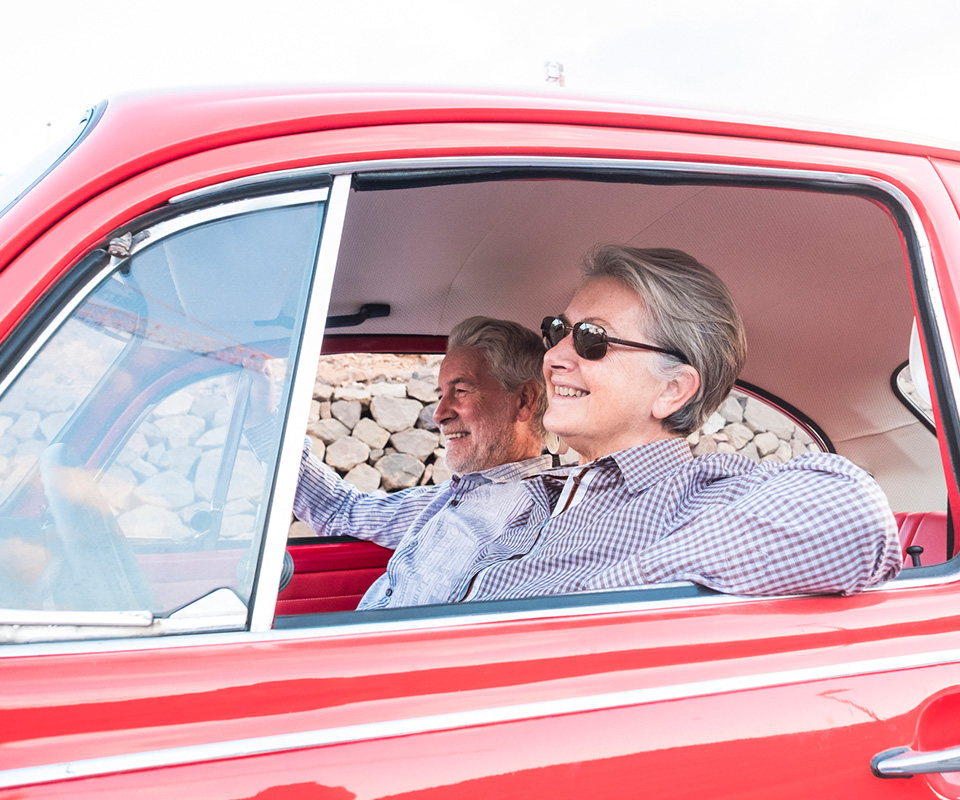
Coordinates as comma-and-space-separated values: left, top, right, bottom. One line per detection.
170, 153, 917, 199
0, 577, 918, 659
129, 188, 329, 257
248, 175, 350, 632
0, 583, 737, 656
0, 570, 948, 655
0, 609, 153, 628
0, 263, 116, 398
0, 254, 117, 400
5, 642, 960, 791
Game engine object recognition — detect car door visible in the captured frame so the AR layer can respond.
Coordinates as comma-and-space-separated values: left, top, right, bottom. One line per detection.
4, 100, 960, 800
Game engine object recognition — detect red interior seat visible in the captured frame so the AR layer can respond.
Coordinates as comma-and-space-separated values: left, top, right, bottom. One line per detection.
276, 540, 391, 615
895, 511, 950, 567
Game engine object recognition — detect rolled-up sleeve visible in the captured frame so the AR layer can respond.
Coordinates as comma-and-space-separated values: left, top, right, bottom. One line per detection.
635, 453, 902, 596
294, 438, 446, 549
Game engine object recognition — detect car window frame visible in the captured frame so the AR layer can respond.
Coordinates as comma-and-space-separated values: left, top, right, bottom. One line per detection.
2, 151, 956, 648
245, 175, 350, 631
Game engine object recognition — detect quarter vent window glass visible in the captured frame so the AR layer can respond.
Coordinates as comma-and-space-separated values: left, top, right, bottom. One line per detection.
0, 197, 326, 619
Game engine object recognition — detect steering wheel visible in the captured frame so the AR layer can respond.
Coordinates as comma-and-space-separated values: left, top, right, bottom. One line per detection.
39, 443, 154, 612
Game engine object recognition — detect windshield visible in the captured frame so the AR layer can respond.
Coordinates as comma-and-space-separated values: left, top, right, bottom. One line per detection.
0, 103, 104, 219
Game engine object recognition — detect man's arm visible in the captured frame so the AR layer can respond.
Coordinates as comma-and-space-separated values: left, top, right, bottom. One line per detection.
293, 438, 446, 549
245, 416, 443, 550
620, 453, 902, 596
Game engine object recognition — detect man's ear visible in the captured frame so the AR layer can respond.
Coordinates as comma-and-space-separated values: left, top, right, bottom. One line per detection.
514, 380, 541, 422
652, 366, 700, 421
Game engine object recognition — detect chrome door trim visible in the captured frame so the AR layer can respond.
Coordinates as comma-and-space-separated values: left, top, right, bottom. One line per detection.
168, 154, 911, 199
0, 585, 774, 656
0, 609, 153, 628
6, 643, 960, 791
128, 188, 331, 257
0, 572, 947, 657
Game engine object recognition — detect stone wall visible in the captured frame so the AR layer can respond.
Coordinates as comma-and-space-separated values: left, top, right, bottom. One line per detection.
305, 354, 449, 495
291, 354, 819, 535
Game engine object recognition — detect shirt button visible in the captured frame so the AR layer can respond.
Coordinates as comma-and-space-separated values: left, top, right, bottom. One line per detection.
385, 588, 393, 596
450, 499, 459, 506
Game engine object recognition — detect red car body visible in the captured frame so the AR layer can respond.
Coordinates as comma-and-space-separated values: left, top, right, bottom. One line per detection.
2, 87, 960, 798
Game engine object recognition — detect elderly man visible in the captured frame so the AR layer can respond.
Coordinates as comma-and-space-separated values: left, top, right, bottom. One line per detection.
281, 316, 551, 609
446, 246, 901, 603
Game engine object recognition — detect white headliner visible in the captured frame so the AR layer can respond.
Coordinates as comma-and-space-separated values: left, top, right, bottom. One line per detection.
330, 173, 944, 511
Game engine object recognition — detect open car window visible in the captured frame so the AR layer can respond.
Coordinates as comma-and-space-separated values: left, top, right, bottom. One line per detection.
323, 170, 946, 517
272, 166, 949, 624
0, 190, 327, 629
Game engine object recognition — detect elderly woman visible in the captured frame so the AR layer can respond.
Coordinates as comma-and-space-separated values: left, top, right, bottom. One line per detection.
453, 245, 901, 601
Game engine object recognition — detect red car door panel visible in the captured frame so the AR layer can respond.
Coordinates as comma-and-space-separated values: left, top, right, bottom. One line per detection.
277, 541, 391, 614
5, 584, 960, 798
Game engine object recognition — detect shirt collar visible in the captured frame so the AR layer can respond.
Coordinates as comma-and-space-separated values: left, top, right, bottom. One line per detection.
454, 454, 554, 484
594, 438, 693, 494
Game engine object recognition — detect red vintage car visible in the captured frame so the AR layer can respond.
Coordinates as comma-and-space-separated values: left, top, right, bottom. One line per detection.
1, 87, 959, 798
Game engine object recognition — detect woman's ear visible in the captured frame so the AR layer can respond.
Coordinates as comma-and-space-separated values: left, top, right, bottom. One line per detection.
652, 366, 700, 421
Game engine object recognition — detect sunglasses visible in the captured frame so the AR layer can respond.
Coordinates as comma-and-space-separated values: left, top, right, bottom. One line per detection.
541, 315, 689, 364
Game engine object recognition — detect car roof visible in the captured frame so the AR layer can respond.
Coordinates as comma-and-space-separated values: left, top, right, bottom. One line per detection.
7, 83, 960, 230
6, 85, 960, 272
65, 85, 960, 161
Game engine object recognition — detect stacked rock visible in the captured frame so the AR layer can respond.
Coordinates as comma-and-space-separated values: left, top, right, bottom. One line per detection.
305, 373, 452, 496
300, 357, 819, 505
685, 394, 819, 461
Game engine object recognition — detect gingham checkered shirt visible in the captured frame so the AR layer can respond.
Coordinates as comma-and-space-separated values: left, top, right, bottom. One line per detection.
455, 437, 902, 602
290, 439, 554, 609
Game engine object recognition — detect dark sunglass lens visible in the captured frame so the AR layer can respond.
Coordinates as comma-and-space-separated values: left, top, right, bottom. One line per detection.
574, 322, 608, 360
541, 316, 567, 348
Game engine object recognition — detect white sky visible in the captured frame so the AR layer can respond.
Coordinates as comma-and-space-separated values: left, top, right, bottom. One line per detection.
3, 0, 960, 178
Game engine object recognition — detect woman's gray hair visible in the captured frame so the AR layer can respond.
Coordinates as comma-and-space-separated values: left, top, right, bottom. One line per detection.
447, 316, 547, 435
583, 245, 747, 436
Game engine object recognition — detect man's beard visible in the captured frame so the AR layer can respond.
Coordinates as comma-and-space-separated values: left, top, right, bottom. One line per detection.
445, 427, 516, 475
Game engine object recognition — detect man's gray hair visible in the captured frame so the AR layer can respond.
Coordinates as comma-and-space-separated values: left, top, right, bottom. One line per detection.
447, 316, 547, 434
583, 245, 747, 436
